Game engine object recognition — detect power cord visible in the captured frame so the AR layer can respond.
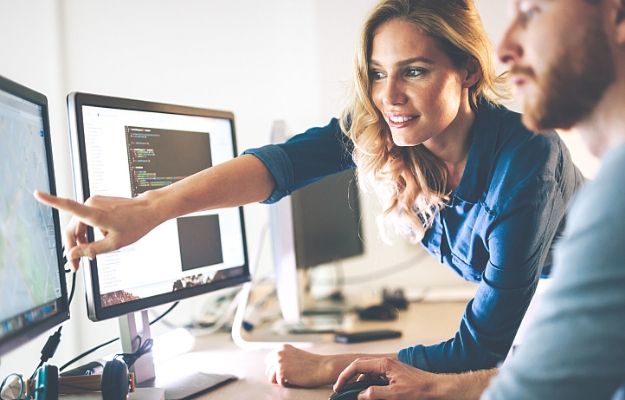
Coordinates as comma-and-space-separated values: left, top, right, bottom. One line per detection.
115, 336, 153, 368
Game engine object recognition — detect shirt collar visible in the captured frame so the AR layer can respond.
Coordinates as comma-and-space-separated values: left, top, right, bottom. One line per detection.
451, 99, 502, 204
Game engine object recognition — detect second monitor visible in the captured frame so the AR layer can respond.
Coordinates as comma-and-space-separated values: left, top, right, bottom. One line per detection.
67, 92, 250, 322
67, 92, 250, 394
269, 123, 364, 325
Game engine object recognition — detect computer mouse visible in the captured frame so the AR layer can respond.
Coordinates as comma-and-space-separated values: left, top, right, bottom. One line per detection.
357, 303, 399, 321
329, 377, 389, 400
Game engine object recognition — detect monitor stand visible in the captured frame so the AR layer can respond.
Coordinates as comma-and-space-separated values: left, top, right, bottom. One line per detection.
119, 311, 236, 400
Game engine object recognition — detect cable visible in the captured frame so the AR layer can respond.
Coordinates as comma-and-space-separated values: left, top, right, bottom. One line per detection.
115, 336, 153, 368
28, 269, 77, 381
59, 301, 179, 372
147, 301, 179, 325
67, 271, 77, 307
59, 338, 117, 373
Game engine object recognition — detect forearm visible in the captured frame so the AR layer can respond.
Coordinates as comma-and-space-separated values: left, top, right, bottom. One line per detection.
146, 154, 275, 222
436, 369, 497, 400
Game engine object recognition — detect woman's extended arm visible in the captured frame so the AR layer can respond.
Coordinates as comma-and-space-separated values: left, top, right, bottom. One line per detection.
36, 154, 274, 270
36, 118, 352, 270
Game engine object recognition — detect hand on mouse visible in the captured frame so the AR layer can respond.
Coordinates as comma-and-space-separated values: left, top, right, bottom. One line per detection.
264, 344, 346, 387
333, 357, 497, 400
333, 357, 441, 400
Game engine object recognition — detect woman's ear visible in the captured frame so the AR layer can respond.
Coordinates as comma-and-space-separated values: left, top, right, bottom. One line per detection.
610, 0, 625, 45
462, 57, 481, 88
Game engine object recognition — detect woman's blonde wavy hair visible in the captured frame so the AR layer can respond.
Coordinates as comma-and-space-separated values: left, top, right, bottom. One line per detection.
340, 0, 509, 243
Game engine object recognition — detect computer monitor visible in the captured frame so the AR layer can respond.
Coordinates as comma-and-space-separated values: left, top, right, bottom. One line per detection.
0, 75, 69, 358
269, 124, 364, 325
67, 92, 250, 393
290, 170, 363, 269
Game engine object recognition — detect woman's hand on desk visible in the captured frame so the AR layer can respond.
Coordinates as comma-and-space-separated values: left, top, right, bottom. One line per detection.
265, 344, 342, 387
34, 191, 164, 271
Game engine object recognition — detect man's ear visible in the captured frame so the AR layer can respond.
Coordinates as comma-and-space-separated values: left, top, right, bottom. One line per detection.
462, 57, 481, 88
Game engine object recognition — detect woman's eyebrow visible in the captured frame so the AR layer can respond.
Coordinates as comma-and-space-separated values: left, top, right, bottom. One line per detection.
370, 56, 436, 68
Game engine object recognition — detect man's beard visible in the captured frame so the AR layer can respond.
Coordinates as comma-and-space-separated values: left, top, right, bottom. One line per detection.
521, 21, 615, 132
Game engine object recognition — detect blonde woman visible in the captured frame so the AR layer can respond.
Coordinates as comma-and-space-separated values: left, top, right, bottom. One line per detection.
37, 0, 583, 385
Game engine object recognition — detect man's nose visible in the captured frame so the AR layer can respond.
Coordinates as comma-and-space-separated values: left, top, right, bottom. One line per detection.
498, 23, 523, 65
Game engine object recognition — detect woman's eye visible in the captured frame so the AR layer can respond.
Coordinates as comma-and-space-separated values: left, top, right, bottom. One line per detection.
370, 70, 386, 81
406, 67, 425, 78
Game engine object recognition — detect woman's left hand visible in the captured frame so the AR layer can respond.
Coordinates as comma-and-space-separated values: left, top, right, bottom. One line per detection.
333, 357, 442, 400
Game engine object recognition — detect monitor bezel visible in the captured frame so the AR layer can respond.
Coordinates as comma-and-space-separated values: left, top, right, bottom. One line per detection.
67, 92, 251, 321
0, 75, 70, 357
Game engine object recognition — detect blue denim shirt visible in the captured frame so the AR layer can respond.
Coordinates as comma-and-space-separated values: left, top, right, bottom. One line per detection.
244, 101, 584, 373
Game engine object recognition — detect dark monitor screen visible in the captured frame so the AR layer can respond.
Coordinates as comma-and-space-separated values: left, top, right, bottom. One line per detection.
67, 92, 250, 321
271, 167, 364, 324
0, 76, 69, 357
291, 169, 363, 268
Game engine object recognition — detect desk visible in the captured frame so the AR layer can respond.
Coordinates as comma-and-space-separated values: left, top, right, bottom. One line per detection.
152, 301, 466, 400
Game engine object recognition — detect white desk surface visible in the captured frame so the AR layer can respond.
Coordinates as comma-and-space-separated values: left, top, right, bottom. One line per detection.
148, 301, 466, 400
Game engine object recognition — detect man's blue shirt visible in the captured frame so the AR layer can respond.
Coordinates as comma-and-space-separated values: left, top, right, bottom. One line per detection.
244, 101, 584, 372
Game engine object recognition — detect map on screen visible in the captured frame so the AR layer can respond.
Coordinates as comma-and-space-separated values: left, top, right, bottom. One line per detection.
0, 91, 62, 323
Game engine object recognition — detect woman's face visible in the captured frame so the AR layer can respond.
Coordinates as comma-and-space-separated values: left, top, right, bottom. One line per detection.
370, 19, 470, 147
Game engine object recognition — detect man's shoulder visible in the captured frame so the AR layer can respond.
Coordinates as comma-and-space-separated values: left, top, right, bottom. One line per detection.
570, 144, 625, 222
559, 144, 625, 271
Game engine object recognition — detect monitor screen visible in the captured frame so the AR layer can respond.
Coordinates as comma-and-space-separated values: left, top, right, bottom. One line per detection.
291, 169, 363, 268
68, 93, 250, 321
270, 166, 364, 324
0, 76, 69, 357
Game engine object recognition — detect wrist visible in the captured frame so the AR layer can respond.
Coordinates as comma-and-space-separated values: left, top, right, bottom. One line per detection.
323, 355, 341, 384
414, 373, 450, 400
436, 370, 495, 400
140, 188, 172, 225
433, 374, 461, 400
325, 354, 353, 384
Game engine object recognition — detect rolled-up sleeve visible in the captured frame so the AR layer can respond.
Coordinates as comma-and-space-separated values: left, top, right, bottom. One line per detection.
398, 176, 565, 372
243, 118, 354, 204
